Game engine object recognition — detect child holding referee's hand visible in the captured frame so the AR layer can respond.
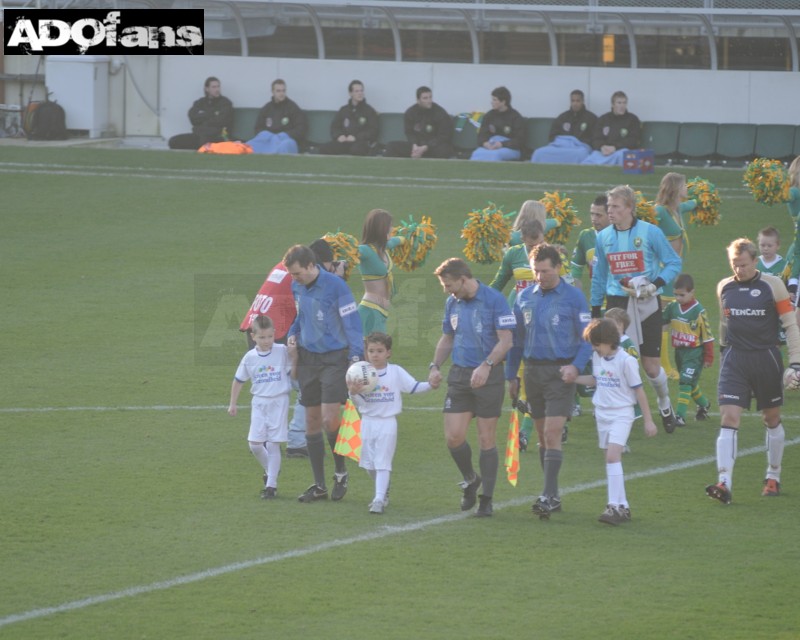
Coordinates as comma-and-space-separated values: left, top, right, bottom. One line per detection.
573, 319, 657, 526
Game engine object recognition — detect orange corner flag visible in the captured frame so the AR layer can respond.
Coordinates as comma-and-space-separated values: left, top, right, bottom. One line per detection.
505, 410, 519, 486
334, 399, 362, 462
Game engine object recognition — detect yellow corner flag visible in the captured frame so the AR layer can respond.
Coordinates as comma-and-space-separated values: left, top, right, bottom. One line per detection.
334, 399, 362, 462
505, 410, 520, 486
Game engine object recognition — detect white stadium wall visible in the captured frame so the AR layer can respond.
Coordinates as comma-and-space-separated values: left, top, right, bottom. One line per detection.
3, 54, 799, 139
157, 56, 799, 140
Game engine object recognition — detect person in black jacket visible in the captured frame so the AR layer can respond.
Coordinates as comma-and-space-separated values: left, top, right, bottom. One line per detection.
384, 86, 453, 159
470, 86, 525, 162
168, 76, 233, 150
581, 91, 642, 166
531, 90, 597, 164
247, 79, 308, 154
318, 80, 379, 156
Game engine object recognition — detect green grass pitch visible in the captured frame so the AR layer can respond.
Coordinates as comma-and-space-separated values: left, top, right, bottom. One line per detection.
2, 147, 800, 638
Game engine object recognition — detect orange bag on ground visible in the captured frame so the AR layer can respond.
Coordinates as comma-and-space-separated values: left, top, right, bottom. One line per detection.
197, 141, 253, 154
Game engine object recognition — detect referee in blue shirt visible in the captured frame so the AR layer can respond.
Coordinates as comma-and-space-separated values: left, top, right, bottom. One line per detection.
284, 244, 364, 504
506, 244, 592, 518
428, 258, 516, 517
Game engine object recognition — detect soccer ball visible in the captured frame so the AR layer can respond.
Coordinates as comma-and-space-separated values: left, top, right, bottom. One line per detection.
783, 366, 800, 391
346, 361, 379, 393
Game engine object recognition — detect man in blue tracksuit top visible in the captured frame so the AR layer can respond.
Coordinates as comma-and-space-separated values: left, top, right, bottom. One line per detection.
284, 244, 364, 503
590, 184, 682, 433
428, 258, 516, 518
506, 244, 592, 518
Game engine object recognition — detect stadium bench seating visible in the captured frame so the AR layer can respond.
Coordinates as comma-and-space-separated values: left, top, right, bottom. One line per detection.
641, 121, 680, 161
794, 125, 800, 158
378, 112, 406, 145
228, 107, 797, 164
526, 117, 552, 157
754, 124, 796, 161
452, 116, 479, 157
677, 122, 718, 164
714, 123, 756, 163
305, 110, 335, 146
231, 107, 336, 150
232, 107, 260, 142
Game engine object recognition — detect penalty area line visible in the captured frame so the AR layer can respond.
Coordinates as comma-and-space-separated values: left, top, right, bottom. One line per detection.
1, 437, 797, 629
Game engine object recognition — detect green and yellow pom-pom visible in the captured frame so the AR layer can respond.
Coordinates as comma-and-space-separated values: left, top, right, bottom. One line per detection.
322, 231, 360, 279
461, 203, 511, 264
389, 215, 438, 272
687, 177, 722, 226
539, 191, 580, 245
743, 158, 791, 205
634, 191, 658, 225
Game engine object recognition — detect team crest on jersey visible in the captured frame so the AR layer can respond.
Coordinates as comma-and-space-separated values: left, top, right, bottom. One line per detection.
564, 123, 572, 132
551, 314, 560, 326
450, 314, 458, 331
621, 128, 629, 137
281, 117, 289, 126
359, 116, 367, 125
602, 126, 610, 136
523, 309, 532, 325
316, 309, 324, 322
425, 124, 433, 133
503, 126, 511, 135
580, 122, 588, 131
634, 237, 642, 248
750, 289, 761, 297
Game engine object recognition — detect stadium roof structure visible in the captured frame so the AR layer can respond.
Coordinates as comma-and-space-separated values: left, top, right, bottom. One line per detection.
2, 0, 798, 70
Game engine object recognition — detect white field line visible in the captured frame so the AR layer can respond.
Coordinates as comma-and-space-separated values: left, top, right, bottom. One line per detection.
0, 162, 755, 197
0, 167, 615, 192
1, 436, 796, 630
0, 160, 604, 185
2, 404, 800, 421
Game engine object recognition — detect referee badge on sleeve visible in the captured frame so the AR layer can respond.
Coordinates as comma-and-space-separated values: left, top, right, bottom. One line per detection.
450, 314, 458, 331
498, 314, 516, 327
340, 302, 357, 316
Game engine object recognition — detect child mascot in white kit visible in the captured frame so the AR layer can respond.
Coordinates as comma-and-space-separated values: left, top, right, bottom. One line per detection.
228, 315, 295, 498
346, 332, 432, 513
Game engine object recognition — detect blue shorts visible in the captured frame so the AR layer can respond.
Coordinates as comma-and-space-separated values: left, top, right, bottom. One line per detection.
718, 346, 783, 411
